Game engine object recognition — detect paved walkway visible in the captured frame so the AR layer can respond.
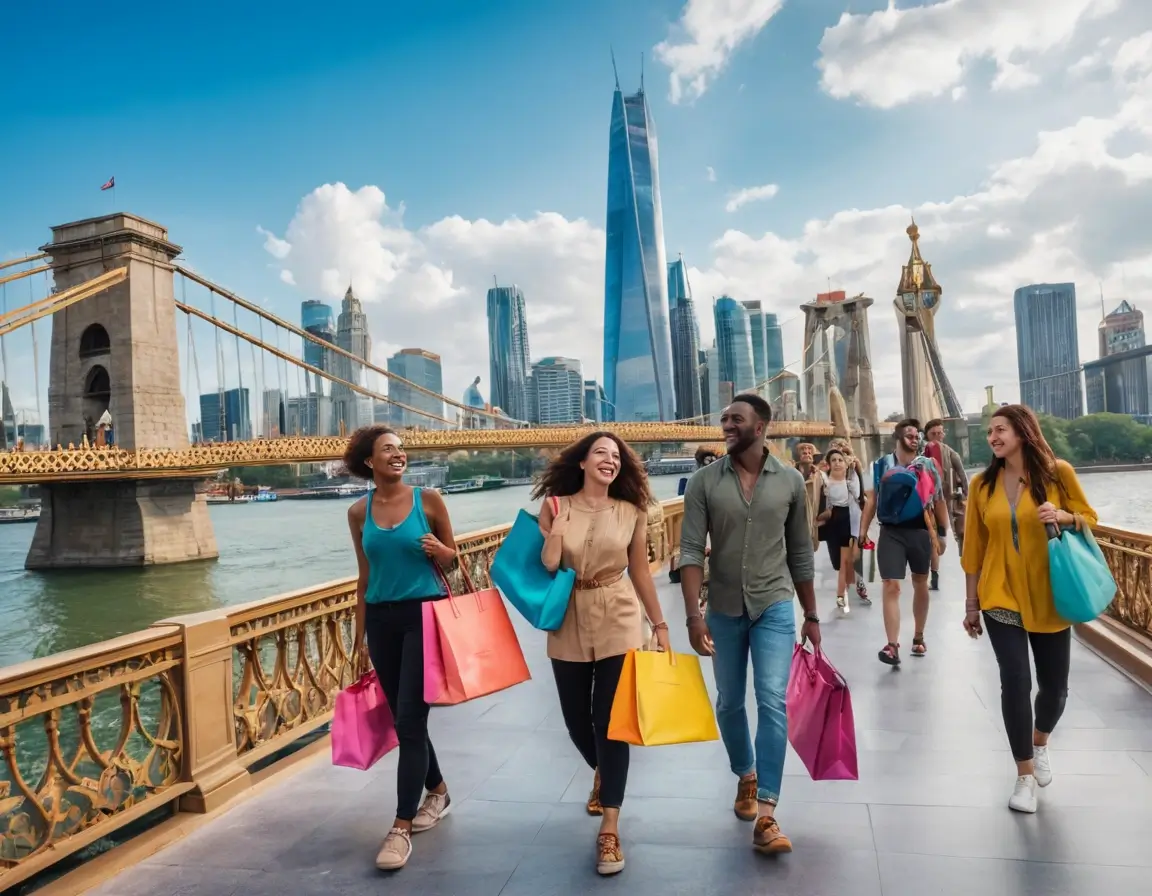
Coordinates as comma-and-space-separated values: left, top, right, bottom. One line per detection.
90, 552, 1152, 896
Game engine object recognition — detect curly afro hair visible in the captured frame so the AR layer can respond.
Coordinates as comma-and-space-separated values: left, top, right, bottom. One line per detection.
342, 425, 399, 480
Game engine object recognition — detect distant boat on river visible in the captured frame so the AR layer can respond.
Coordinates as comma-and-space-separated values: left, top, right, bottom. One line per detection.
0, 505, 40, 524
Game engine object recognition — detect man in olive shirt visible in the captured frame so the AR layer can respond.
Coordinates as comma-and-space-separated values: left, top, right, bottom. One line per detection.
679, 394, 819, 856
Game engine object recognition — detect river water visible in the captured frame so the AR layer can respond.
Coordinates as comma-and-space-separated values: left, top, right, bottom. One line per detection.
2, 471, 1150, 669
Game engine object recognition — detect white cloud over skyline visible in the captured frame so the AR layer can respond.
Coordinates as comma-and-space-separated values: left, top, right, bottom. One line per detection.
725, 183, 779, 212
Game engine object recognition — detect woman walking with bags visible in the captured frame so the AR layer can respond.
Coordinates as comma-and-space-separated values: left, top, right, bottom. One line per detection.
961, 404, 1097, 814
814, 448, 868, 611
345, 426, 459, 871
534, 432, 671, 876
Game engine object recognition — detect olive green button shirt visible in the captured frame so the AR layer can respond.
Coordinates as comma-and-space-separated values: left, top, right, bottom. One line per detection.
679, 451, 813, 620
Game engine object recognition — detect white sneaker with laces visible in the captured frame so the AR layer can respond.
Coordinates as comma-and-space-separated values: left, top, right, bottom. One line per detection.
1008, 775, 1038, 813
1033, 746, 1052, 788
376, 827, 412, 870
411, 790, 452, 833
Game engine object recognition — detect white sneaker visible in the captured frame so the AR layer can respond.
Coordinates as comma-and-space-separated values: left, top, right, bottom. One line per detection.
1008, 775, 1038, 813
1033, 746, 1052, 788
376, 828, 412, 870
411, 790, 452, 833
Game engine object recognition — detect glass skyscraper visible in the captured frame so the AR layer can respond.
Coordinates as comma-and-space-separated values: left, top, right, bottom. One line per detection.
765, 312, 784, 380
603, 78, 674, 422
198, 388, 252, 443
667, 256, 703, 420
486, 283, 532, 421
1014, 283, 1083, 419
714, 297, 756, 394
301, 301, 335, 372
530, 357, 584, 424
388, 349, 444, 429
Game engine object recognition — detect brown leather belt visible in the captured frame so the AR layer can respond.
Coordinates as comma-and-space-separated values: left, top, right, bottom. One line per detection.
574, 570, 625, 590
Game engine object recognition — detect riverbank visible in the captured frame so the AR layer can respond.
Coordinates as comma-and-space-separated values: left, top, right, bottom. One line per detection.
1075, 463, 1152, 474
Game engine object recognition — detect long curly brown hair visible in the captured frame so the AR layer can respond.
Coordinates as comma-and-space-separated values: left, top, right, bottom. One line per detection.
980, 403, 1059, 506
531, 431, 651, 510
342, 425, 398, 480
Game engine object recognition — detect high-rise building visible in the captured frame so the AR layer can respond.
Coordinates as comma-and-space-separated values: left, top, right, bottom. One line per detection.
331, 285, 372, 434
198, 388, 252, 442
703, 344, 731, 425
301, 300, 335, 373
486, 283, 532, 422
764, 313, 784, 380
1084, 346, 1152, 416
285, 393, 332, 438
1014, 283, 1083, 419
531, 357, 583, 424
1099, 300, 1144, 358
713, 297, 756, 394
668, 256, 703, 421
583, 379, 610, 423
0, 382, 13, 450
388, 349, 444, 429
261, 389, 285, 438
603, 74, 674, 422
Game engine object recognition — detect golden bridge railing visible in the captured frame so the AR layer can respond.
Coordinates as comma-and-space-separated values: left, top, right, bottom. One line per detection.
0, 423, 850, 485
1095, 525, 1152, 639
0, 498, 684, 890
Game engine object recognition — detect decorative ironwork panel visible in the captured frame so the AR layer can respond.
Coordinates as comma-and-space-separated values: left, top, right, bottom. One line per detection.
0, 636, 184, 882
1096, 525, 1152, 638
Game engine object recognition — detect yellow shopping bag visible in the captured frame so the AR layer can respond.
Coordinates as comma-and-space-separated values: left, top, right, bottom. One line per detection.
607, 649, 720, 746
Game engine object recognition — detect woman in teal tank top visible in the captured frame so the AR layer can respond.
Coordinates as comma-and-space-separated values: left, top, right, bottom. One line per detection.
345, 426, 458, 872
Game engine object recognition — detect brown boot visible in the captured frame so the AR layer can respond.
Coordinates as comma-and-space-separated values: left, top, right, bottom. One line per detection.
586, 770, 604, 816
753, 816, 793, 855
734, 774, 758, 821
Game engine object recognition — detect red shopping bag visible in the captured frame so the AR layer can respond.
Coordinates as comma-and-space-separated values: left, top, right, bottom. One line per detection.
786, 644, 858, 781
331, 672, 399, 770
423, 563, 531, 705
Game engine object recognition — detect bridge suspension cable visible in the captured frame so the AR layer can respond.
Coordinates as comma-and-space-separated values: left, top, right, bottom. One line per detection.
0, 269, 127, 339
0, 253, 47, 273
174, 267, 530, 427
175, 300, 462, 428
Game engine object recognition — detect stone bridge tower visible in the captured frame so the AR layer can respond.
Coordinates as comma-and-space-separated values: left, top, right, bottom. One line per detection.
26, 213, 218, 568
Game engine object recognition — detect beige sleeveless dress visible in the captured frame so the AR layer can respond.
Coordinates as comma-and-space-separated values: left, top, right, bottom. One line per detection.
546, 496, 644, 663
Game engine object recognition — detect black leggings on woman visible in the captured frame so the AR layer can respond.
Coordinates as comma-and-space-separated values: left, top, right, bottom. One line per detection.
552, 655, 629, 808
983, 614, 1071, 762
365, 599, 444, 820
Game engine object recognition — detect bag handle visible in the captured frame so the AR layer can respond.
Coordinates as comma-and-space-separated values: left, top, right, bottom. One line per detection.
430, 556, 482, 617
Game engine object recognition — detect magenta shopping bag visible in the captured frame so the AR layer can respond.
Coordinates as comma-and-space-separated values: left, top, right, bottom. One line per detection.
423, 600, 449, 704
785, 644, 858, 781
331, 672, 399, 770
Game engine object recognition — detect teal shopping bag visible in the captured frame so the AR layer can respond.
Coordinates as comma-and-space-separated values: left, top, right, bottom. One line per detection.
491, 509, 575, 631
1047, 524, 1117, 624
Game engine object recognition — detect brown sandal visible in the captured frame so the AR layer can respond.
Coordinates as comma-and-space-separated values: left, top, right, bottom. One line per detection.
596, 832, 625, 875
586, 770, 603, 816
911, 634, 927, 657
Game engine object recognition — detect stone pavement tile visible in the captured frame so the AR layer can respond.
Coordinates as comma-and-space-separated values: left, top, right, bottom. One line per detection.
497, 843, 882, 896
1128, 751, 1152, 775
84, 865, 256, 896
877, 852, 1151, 896
868, 803, 1152, 867
253, 866, 514, 896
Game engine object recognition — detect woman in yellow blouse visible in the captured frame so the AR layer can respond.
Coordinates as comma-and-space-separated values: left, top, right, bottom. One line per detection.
961, 404, 1097, 815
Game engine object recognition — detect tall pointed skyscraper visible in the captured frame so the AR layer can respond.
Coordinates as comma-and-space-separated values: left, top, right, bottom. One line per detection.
667, 255, 703, 420
486, 282, 532, 421
332, 284, 372, 433
603, 67, 674, 422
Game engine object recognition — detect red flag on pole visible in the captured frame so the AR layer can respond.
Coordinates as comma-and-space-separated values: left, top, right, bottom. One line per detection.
101, 176, 115, 191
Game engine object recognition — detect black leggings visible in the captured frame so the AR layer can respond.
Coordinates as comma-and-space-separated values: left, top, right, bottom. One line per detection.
552, 655, 629, 809
983, 614, 1071, 762
365, 599, 444, 820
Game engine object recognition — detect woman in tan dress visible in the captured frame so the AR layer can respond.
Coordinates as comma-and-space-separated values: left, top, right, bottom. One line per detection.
534, 432, 671, 876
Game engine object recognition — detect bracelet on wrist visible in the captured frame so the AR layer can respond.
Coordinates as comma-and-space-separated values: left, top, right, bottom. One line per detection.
651, 621, 668, 631
686, 614, 703, 627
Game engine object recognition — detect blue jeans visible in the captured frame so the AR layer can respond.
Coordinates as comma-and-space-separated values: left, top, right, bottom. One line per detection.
707, 600, 796, 803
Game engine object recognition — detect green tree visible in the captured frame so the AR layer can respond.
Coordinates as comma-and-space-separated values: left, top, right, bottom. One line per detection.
1035, 413, 1074, 462
0, 486, 20, 507
1066, 413, 1150, 463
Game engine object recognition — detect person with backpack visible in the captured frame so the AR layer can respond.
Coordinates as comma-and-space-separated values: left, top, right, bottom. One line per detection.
858, 418, 950, 665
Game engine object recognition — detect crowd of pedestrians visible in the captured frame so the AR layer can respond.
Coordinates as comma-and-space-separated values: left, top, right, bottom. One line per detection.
340, 396, 1098, 874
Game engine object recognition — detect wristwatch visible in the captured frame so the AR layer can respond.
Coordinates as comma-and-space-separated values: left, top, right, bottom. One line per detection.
804, 613, 820, 624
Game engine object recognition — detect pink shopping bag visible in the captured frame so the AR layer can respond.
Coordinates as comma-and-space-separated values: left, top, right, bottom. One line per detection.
785, 644, 858, 781
331, 671, 399, 770
423, 600, 449, 704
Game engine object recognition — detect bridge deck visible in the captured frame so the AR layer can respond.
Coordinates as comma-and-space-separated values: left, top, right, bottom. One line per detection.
87, 554, 1152, 896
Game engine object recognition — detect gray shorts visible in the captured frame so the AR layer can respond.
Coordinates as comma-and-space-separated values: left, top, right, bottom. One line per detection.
877, 527, 932, 580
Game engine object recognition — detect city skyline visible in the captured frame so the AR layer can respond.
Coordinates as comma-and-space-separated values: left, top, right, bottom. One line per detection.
1, 1, 1149, 422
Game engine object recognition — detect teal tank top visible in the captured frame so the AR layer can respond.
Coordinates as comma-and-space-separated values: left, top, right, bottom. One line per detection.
362, 487, 448, 604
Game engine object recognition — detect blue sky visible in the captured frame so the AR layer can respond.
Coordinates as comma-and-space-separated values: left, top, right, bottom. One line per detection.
2, 0, 1150, 423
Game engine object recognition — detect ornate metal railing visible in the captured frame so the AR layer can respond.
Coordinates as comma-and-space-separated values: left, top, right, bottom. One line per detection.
1095, 525, 1152, 639
0, 498, 684, 890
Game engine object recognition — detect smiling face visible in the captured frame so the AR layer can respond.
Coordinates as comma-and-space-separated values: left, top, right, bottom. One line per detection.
369, 432, 407, 480
987, 416, 1021, 459
580, 436, 621, 488
721, 402, 764, 454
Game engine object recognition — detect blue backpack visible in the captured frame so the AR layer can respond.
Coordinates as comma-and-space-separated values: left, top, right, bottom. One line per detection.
874, 454, 938, 526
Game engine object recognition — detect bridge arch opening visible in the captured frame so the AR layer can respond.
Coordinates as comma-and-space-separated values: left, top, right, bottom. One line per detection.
83, 365, 111, 430
79, 323, 111, 359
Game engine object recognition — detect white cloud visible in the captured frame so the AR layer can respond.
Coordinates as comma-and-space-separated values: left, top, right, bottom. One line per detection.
261, 184, 605, 403
725, 183, 779, 212
690, 33, 1152, 413
278, 269, 296, 286
706, 165, 717, 182
817, 0, 1119, 109
654, 0, 784, 103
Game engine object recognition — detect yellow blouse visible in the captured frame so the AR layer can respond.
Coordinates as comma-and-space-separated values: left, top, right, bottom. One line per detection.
961, 459, 1098, 633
